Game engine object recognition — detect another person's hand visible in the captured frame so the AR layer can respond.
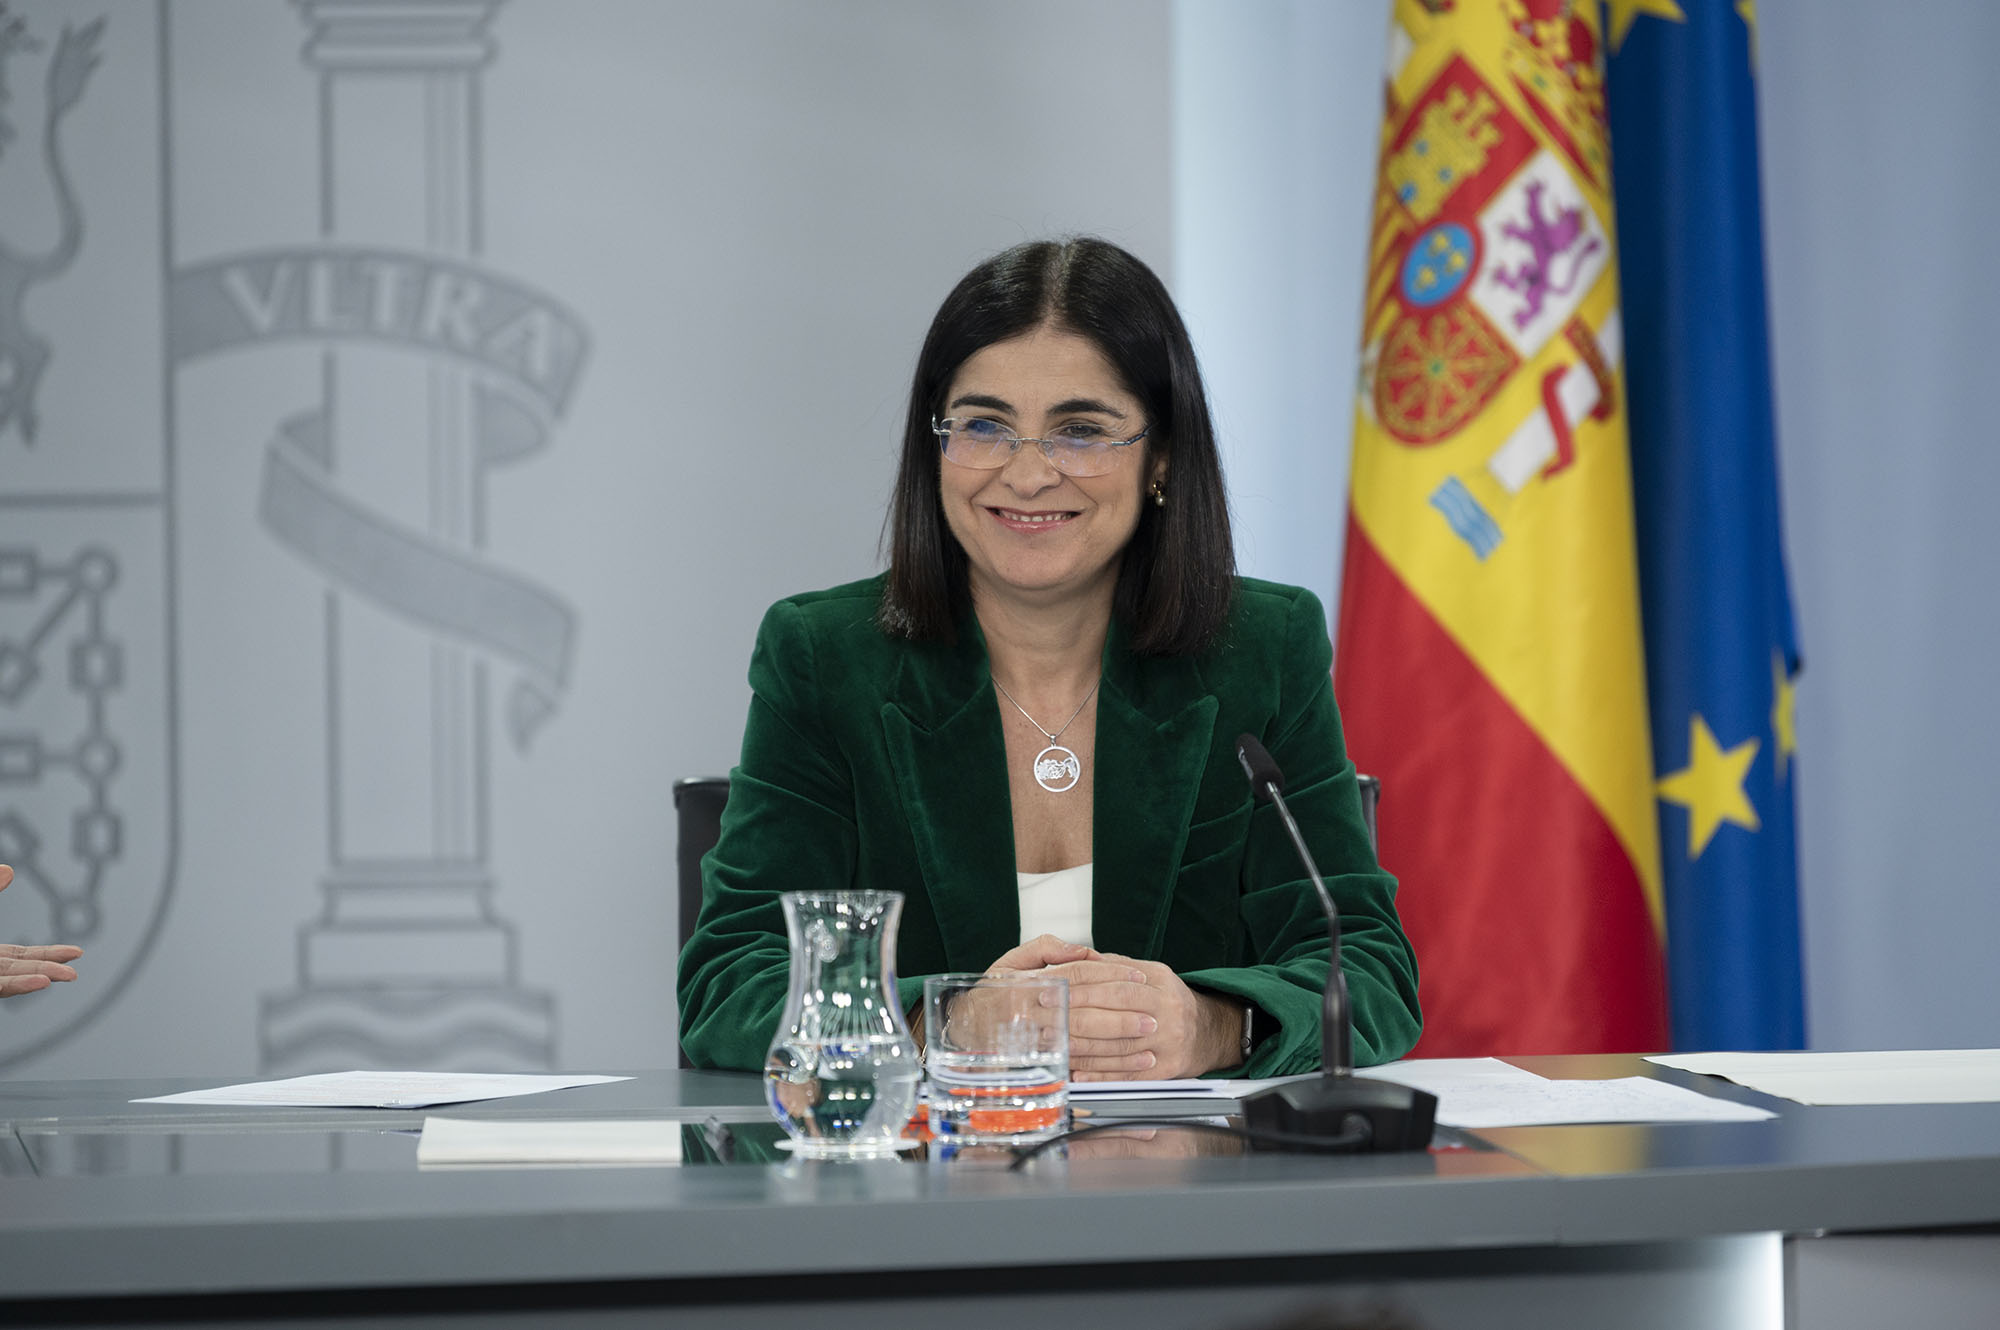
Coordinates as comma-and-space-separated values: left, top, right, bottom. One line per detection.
0, 865, 84, 999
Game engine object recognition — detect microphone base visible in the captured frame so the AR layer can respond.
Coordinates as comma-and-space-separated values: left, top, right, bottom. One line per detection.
1241, 1075, 1437, 1153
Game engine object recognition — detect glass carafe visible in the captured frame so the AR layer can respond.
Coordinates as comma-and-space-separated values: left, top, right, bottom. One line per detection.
764, 890, 920, 1157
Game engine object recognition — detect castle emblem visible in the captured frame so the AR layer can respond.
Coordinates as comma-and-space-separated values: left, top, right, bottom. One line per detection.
0, 13, 101, 444
1, 6, 179, 1071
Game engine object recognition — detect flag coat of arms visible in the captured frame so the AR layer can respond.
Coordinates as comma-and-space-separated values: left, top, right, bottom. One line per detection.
1336, 0, 1669, 1055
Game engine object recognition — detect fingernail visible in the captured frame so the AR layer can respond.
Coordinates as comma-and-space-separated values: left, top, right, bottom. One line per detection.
1140, 1016, 1158, 1034
1140, 1052, 1156, 1069
1128, 969, 1145, 983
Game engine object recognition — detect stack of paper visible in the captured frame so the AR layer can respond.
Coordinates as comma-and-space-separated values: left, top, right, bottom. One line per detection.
417, 1117, 683, 1166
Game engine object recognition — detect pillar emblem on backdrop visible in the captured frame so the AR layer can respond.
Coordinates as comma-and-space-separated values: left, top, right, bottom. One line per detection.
188, 1, 587, 1072
3, 0, 590, 1071
0, 6, 165, 1070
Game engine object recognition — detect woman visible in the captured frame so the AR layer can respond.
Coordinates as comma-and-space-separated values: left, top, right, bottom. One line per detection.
677, 237, 1419, 1078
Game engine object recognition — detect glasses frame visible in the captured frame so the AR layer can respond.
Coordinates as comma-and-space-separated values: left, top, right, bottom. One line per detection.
932, 415, 1150, 478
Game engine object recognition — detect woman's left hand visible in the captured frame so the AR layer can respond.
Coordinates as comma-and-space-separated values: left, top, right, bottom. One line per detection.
1057, 952, 1242, 1081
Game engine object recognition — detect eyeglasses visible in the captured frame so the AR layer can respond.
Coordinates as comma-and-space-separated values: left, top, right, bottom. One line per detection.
933, 416, 1149, 478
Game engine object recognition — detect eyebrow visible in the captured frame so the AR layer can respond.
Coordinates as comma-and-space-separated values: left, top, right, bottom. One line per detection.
945, 394, 1129, 420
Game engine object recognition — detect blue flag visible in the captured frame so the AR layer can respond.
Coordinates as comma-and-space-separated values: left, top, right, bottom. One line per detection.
1607, 3, 1805, 1050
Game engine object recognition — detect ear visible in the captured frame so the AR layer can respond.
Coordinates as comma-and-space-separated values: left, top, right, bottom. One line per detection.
1148, 451, 1170, 490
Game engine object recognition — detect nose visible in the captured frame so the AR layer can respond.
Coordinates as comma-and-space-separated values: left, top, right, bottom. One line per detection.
997, 437, 1064, 495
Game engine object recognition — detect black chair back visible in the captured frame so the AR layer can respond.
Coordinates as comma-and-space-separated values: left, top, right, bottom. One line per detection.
672, 776, 730, 1070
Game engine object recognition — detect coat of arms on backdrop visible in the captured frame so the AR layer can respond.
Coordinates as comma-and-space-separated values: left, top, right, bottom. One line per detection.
0, 0, 590, 1072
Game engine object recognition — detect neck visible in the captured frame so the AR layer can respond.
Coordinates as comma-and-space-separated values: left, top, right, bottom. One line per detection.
972, 580, 1113, 709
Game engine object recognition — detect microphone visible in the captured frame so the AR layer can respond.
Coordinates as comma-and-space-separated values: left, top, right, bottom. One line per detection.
1231, 734, 1435, 1153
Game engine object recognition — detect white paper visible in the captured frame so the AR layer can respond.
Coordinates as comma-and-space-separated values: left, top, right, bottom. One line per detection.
1416, 1075, 1776, 1128
1647, 1049, 2000, 1106
1355, 1056, 1548, 1097
1062, 1059, 1768, 1127
418, 1117, 682, 1166
1358, 1058, 1773, 1128
132, 1070, 631, 1108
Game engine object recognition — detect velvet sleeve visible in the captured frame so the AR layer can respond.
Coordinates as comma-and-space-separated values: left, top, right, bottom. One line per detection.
1180, 588, 1422, 1072
674, 599, 858, 1071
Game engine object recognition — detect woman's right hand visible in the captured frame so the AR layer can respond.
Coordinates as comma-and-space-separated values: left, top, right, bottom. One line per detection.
983, 935, 1163, 1081
0, 865, 84, 999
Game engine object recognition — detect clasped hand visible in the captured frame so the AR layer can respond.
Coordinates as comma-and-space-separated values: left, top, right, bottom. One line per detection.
986, 934, 1240, 1082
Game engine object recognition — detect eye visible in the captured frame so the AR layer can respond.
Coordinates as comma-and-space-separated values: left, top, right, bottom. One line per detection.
958, 417, 1010, 440
1052, 421, 1112, 444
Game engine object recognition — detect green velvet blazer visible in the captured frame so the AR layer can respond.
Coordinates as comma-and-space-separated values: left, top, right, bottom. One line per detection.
676, 575, 1421, 1075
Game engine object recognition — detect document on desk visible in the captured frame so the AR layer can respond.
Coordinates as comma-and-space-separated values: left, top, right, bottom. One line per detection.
132, 1071, 631, 1109
1646, 1049, 2000, 1105
417, 1117, 683, 1166
1068, 1060, 1770, 1126
1361, 1057, 1774, 1127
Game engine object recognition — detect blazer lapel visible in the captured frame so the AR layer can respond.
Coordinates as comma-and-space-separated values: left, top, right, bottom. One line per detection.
880, 626, 1020, 971
1090, 629, 1218, 958
880, 613, 1219, 970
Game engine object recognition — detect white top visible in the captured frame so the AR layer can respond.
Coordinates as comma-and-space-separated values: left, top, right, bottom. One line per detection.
1017, 862, 1094, 948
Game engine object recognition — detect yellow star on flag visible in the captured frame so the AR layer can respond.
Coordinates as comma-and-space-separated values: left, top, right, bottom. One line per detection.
1656, 715, 1760, 858
1770, 652, 1797, 781
1606, 0, 1687, 52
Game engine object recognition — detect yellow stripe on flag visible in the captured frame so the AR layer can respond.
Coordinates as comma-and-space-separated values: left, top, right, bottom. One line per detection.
1350, 0, 1662, 926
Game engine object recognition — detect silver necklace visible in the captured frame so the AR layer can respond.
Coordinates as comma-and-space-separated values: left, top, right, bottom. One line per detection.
992, 675, 1099, 794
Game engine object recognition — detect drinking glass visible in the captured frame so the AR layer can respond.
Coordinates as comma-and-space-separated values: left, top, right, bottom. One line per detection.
924, 972, 1070, 1145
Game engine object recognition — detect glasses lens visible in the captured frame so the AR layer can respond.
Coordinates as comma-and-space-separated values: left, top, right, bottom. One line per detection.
1048, 438, 1116, 477
941, 418, 1013, 469
937, 419, 1138, 476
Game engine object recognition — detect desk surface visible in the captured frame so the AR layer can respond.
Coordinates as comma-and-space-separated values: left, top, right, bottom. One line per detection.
3, 1056, 1997, 1308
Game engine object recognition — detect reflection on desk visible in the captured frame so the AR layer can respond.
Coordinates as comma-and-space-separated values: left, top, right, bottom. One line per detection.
2, 1060, 1998, 1330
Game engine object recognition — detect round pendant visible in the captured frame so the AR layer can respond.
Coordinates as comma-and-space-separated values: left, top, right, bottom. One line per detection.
1032, 744, 1082, 794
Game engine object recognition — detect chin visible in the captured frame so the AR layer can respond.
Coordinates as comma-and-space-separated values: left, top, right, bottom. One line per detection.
978, 560, 1115, 603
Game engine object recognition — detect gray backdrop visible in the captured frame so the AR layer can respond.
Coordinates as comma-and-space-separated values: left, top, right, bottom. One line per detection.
0, 0, 1992, 1078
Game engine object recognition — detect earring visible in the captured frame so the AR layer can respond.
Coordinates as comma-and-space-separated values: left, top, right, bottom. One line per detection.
1150, 482, 1166, 508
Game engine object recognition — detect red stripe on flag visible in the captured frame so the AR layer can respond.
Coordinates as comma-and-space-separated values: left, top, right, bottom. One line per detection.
1336, 515, 1668, 1055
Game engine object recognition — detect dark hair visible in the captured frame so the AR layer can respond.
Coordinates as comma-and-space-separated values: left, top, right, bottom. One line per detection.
878, 237, 1235, 656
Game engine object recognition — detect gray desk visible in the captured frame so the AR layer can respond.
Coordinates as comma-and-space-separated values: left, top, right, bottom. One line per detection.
1, 1057, 1995, 1329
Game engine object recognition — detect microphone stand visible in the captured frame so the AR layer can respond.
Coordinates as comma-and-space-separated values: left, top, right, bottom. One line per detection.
1235, 736, 1435, 1153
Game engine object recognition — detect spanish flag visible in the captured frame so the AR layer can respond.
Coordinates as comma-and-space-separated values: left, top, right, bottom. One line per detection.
1335, 0, 1668, 1055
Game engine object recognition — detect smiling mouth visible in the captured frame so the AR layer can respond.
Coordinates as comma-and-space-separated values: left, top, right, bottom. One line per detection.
989, 507, 1078, 530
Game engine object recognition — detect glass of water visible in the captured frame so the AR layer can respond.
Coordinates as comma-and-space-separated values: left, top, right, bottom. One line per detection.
923, 972, 1069, 1146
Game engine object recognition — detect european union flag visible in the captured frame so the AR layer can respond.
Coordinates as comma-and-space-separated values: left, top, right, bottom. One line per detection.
1607, 3, 1805, 1050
